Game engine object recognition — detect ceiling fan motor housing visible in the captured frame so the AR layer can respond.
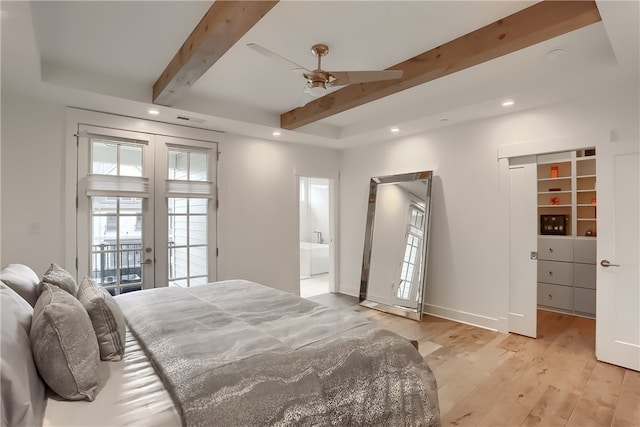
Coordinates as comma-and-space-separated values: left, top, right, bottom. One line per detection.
310, 44, 329, 57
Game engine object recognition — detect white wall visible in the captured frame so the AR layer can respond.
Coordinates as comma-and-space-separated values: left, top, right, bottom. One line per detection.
339, 83, 639, 330
1, 94, 67, 275
0, 94, 340, 295
214, 134, 339, 294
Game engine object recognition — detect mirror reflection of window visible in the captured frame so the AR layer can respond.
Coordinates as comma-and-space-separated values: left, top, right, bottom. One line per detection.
397, 205, 425, 300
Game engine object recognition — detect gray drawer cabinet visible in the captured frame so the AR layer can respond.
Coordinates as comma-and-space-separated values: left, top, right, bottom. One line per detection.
574, 263, 596, 289
574, 288, 596, 314
537, 237, 596, 317
538, 283, 574, 311
538, 237, 573, 262
574, 239, 596, 264
538, 260, 573, 286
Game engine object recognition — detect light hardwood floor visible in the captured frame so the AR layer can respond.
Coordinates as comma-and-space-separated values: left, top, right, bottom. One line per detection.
307, 293, 640, 427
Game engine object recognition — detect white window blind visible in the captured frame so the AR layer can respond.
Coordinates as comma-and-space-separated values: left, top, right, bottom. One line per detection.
164, 180, 215, 199
86, 175, 150, 198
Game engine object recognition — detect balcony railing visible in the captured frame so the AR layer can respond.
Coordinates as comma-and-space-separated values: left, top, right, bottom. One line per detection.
91, 242, 142, 287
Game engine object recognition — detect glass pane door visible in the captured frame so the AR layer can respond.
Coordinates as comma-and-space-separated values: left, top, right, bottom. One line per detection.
155, 136, 217, 287
77, 126, 154, 295
90, 197, 145, 294
167, 197, 209, 287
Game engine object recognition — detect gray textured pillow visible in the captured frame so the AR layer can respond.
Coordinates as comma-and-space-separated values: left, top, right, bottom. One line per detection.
30, 283, 100, 401
41, 263, 78, 296
77, 276, 126, 361
1, 284, 46, 427
0, 263, 40, 306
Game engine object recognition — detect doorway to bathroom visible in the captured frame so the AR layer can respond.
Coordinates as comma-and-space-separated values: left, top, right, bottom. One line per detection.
299, 176, 331, 298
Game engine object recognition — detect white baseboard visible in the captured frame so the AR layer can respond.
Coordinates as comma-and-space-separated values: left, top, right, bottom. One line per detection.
423, 303, 503, 332
339, 285, 508, 333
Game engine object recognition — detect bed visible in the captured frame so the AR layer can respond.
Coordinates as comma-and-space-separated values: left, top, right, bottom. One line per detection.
1, 264, 440, 427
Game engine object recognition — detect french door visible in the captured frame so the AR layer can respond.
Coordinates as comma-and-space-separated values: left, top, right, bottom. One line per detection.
77, 126, 217, 294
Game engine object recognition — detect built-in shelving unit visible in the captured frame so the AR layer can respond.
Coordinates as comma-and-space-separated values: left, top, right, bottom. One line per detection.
536, 149, 596, 318
575, 153, 597, 237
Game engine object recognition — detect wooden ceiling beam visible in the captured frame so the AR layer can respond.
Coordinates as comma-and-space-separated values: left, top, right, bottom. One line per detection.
280, 0, 601, 130
153, 0, 279, 106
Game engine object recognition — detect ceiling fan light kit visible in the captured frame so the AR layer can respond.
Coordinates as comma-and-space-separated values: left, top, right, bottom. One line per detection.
248, 42, 404, 97
306, 80, 327, 97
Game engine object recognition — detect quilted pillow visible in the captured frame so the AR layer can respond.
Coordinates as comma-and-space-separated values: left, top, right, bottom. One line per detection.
1, 283, 45, 427
30, 283, 100, 401
41, 263, 78, 296
0, 263, 40, 306
77, 276, 126, 361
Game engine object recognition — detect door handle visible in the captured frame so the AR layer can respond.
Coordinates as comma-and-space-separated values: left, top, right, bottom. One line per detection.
140, 259, 153, 265
600, 260, 620, 267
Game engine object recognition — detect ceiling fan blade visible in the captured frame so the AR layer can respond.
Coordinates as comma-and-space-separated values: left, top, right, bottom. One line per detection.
330, 69, 403, 86
247, 43, 310, 73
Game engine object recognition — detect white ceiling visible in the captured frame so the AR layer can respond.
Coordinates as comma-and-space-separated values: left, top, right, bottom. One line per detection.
1, 1, 638, 149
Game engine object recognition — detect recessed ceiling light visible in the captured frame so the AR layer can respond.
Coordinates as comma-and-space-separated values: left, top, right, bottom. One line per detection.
501, 100, 515, 107
272, 131, 281, 137
546, 48, 565, 60
390, 127, 400, 133
148, 109, 159, 115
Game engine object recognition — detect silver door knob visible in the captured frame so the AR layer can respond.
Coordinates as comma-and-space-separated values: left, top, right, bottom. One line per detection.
600, 260, 620, 267
140, 259, 153, 265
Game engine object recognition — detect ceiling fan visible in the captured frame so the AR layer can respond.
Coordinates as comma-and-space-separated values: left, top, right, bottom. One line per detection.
247, 43, 404, 97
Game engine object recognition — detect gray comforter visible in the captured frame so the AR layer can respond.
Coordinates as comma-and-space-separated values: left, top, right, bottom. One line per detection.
116, 280, 439, 426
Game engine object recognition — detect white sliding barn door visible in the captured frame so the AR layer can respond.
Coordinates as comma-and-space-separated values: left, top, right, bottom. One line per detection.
596, 139, 640, 371
508, 156, 538, 338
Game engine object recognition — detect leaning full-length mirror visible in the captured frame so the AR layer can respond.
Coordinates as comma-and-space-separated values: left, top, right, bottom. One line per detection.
359, 171, 433, 320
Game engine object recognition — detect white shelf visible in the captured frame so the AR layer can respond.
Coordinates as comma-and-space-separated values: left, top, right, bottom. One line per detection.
539, 204, 572, 208
577, 174, 596, 179
577, 204, 597, 207
577, 189, 596, 193
538, 177, 571, 182
538, 190, 571, 195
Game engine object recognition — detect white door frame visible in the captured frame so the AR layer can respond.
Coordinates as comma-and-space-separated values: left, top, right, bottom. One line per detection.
293, 169, 339, 296
497, 131, 608, 335
64, 108, 223, 279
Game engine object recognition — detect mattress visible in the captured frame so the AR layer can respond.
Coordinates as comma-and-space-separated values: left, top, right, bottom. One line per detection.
43, 328, 180, 427
115, 280, 440, 426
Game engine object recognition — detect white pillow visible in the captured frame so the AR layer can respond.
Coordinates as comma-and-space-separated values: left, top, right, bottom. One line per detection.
1, 283, 46, 426
0, 263, 40, 307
